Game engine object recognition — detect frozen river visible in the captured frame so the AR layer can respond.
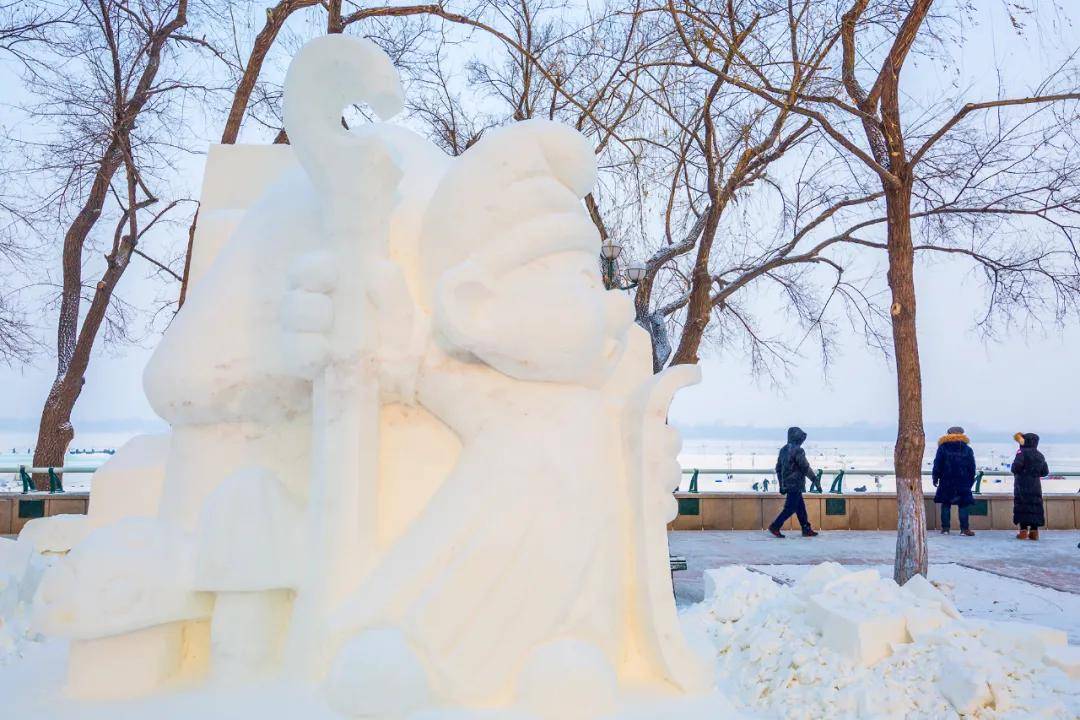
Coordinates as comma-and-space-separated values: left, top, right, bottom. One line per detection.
678, 438, 1080, 494
1, 437, 1079, 495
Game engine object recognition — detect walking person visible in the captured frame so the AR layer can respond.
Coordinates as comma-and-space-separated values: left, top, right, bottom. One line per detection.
1012, 432, 1049, 540
767, 427, 819, 538
931, 426, 977, 536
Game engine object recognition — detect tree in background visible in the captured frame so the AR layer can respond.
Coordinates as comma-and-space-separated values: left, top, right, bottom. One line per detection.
16, 0, 201, 487
0, 1, 71, 364
666, 0, 1080, 582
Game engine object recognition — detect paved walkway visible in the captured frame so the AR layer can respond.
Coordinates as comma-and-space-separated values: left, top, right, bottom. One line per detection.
669, 529, 1080, 606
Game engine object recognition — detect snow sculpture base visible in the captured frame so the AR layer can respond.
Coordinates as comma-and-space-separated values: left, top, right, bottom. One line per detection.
29, 34, 709, 719
66, 620, 209, 700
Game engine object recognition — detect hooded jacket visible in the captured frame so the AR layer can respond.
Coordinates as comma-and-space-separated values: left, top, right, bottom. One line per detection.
775, 427, 815, 494
931, 432, 976, 507
1011, 432, 1048, 527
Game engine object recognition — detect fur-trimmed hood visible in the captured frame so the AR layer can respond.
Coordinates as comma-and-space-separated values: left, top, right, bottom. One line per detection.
937, 433, 970, 446
1014, 432, 1040, 448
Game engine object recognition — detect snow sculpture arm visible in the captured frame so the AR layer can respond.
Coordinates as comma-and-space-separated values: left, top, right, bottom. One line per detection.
620, 363, 711, 693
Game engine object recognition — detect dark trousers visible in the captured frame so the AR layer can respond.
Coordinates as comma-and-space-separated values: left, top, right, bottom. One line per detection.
940, 503, 969, 531
770, 492, 810, 531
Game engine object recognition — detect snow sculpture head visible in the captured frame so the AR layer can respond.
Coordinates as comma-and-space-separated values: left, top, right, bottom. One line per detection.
421, 121, 633, 386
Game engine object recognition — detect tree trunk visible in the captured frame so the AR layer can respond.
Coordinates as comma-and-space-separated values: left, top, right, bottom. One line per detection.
31, 379, 79, 489
885, 180, 927, 584
33, 246, 132, 486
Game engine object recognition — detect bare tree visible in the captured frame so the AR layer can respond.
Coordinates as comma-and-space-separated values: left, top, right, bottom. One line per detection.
22, 0, 197, 486
666, 0, 1080, 583
0, 2, 72, 364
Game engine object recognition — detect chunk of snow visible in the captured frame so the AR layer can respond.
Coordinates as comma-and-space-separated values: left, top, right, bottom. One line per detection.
792, 560, 848, 597
805, 590, 910, 666
326, 627, 431, 718
1044, 644, 1080, 679
937, 664, 993, 715
965, 618, 1067, 658
901, 572, 960, 619
703, 566, 778, 622
66, 619, 210, 700
32, 518, 212, 640
86, 434, 168, 530
17, 515, 89, 555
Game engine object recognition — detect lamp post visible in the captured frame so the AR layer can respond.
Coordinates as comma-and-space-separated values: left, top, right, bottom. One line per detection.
599, 241, 645, 291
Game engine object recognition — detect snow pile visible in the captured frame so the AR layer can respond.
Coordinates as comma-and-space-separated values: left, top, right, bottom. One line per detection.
684, 563, 1079, 719
0, 537, 50, 665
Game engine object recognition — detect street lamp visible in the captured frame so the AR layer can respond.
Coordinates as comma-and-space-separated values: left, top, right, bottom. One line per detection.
600, 242, 622, 261
598, 241, 645, 291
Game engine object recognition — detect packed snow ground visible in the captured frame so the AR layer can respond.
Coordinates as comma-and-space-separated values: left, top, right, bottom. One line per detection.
670, 529, 1080, 602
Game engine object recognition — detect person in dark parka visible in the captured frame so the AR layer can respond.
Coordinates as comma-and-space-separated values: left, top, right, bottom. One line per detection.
931, 426, 977, 535
767, 426, 819, 538
1011, 432, 1049, 540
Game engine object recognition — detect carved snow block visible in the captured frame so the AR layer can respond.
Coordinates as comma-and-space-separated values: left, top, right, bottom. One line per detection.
66, 619, 210, 700
937, 665, 992, 715
1044, 645, 1080, 680
806, 591, 909, 666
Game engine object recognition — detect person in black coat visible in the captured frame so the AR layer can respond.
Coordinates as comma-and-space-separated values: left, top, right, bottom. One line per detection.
1011, 432, 1049, 540
931, 426, 977, 535
767, 426, 819, 538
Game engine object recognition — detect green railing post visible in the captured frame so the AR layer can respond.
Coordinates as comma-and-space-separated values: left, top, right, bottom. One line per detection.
48, 467, 64, 493
809, 469, 823, 493
828, 469, 845, 494
19, 465, 32, 494
973, 471, 984, 495
688, 469, 699, 494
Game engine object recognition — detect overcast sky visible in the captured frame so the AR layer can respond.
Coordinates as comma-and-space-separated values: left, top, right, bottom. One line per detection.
2, 2, 1079, 444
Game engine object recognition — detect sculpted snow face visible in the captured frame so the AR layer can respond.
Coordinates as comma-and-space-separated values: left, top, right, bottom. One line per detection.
421, 119, 633, 386
32, 34, 707, 717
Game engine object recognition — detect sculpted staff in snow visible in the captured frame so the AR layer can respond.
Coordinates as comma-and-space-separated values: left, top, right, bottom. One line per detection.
275, 34, 413, 675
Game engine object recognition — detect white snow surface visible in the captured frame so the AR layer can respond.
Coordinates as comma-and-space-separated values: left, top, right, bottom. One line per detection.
682, 563, 1079, 719
6, 541, 1078, 718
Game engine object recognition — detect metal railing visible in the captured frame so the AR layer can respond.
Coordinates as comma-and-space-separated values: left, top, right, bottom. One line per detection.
680, 467, 1080, 495
0, 464, 98, 495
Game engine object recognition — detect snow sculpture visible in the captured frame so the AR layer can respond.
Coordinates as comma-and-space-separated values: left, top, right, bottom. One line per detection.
31, 34, 707, 715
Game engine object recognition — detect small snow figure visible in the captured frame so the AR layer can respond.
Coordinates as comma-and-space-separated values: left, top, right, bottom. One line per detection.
1012, 432, 1048, 540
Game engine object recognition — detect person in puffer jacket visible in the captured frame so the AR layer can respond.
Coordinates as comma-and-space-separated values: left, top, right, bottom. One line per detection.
767, 426, 819, 538
1011, 432, 1049, 540
931, 426, 977, 536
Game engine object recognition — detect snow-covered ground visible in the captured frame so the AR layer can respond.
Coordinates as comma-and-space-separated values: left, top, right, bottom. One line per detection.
749, 563, 1080, 644
682, 563, 1079, 719
4, 528, 1079, 719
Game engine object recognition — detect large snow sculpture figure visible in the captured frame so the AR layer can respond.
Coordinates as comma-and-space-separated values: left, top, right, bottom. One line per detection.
323, 119, 708, 716
31, 34, 707, 716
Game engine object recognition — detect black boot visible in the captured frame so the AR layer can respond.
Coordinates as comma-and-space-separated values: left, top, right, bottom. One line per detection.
767, 526, 785, 538
802, 528, 819, 537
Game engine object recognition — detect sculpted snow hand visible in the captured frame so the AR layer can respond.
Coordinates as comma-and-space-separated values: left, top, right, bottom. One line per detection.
30, 35, 707, 716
